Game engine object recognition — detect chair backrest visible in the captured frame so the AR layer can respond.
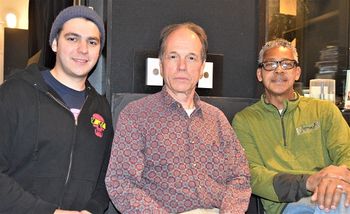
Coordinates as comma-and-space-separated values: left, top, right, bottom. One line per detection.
111, 93, 259, 124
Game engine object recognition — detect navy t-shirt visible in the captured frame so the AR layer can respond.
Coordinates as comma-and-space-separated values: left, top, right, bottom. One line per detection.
42, 70, 85, 120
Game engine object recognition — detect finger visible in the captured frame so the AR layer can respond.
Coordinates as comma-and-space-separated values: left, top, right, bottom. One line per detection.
323, 182, 337, 211
311, 187, 318, 202
316, 179, 328, 210
346, 190, 350, 207
330, 184, 344, 210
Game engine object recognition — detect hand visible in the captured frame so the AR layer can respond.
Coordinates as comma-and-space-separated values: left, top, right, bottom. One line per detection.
311, 177, 350, 212
179, 208, 219, 214
306, 165, 350, 192
306, 171, 325, 192
306, 165, 350, 211
53, 210, 81, 214
80, 211, 92, 214
323, 165, 350, 183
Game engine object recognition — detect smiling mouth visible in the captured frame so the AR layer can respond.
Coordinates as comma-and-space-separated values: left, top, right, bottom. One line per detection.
272, 78, 286, 82
73, 58, 89, 63
272, 79, 287, 84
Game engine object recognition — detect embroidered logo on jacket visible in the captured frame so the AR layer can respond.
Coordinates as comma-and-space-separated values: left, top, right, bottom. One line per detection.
91, 113, 106, 138
296, 121, 320, 135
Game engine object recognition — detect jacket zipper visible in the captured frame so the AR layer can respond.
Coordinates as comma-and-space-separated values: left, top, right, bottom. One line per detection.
270, 102, 287, 147
280, 113, 287, 146
46, 91, 88, 208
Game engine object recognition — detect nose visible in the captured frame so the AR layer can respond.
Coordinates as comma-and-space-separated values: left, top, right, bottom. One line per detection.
274, 63, 284, 74
78, 40, 88, 54
178, 58, 186, 71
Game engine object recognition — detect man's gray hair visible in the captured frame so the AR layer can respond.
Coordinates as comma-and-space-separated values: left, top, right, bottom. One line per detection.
258, 38, 298, 63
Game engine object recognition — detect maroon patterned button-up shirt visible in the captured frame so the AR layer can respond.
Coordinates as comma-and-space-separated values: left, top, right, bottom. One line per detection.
106, 88, 251, 213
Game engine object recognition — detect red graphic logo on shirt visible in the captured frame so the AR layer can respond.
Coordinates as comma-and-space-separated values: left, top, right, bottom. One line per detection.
91, 113, 106, 138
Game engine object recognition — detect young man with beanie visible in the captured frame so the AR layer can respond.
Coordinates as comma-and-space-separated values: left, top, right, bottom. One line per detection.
0, 5, 113, 214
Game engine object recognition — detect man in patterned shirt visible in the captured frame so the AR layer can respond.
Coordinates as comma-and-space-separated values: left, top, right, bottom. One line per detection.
105, 22, 251, 213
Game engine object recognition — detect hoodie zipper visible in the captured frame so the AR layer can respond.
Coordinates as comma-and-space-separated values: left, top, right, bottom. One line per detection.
45, 91, 88, 208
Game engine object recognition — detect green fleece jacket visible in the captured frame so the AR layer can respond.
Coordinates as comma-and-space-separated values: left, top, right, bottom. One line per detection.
232, 95, 350, 214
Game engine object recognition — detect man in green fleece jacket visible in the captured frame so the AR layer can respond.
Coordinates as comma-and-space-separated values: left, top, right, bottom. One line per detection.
233, 38, 350, 214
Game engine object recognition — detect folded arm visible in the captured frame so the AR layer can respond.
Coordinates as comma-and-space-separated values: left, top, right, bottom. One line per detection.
309, 104, 350, 210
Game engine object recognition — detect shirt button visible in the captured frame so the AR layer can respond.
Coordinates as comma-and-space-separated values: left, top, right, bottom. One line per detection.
193, 163, 196, 167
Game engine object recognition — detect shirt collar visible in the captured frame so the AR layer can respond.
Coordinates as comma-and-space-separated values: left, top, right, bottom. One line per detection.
160, 87, 203, 115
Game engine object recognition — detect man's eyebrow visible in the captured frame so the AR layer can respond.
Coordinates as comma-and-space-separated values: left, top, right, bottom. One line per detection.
167, 51, 197, 55
63, 33, 99, 41
188, 52, 198, 56
64, 32, 80, 37
263, 58, 290, 61
88, 36, 100, 41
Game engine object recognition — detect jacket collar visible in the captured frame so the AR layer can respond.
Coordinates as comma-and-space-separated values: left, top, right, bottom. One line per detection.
13, 64, 96, 96
261, 92, 301, 114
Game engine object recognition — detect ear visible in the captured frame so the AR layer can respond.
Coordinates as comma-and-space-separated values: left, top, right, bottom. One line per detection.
257, 68, 263, 82
159, 59, 163, 77
294, 66, 301, 81
199, 60, 205, 78
51, 38, 58, 53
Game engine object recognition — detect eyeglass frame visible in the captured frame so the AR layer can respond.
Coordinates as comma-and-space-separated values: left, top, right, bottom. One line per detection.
258, 59, 299, 71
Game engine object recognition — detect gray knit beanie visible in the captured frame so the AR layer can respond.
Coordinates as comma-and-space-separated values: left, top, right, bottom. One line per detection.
49, 5, 105, 52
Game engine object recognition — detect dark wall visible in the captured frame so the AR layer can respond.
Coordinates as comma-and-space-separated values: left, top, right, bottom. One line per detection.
28, 0, 73, 68
106, 0, 260, 100
4, 28, 28, 79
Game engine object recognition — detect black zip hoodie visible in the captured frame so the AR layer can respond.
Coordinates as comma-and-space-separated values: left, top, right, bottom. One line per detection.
0, 64, 113, 214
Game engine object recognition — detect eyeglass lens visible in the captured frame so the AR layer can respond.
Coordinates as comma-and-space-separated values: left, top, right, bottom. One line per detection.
262, 60, 296, 71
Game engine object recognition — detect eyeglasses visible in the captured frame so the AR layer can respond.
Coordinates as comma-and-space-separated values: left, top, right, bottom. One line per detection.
258, 59, 298, 71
